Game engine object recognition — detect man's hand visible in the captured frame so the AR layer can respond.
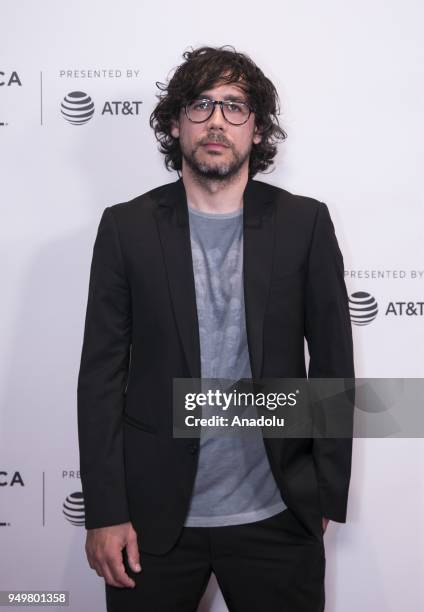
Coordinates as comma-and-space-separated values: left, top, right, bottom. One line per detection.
322, 517, 330, 534
85, 522, 141, 588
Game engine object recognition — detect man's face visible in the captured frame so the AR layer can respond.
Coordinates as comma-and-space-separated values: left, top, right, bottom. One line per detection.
171, 81, 262, 181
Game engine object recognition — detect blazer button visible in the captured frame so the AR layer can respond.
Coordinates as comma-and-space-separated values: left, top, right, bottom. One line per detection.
188, 443, 199, 454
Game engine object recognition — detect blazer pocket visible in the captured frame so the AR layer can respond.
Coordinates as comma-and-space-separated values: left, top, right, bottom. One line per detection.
123, 412, 158, 434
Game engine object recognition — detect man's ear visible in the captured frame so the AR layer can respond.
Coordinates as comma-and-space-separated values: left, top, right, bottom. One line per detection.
253, 124, 262, 145
170, 119, 180, 139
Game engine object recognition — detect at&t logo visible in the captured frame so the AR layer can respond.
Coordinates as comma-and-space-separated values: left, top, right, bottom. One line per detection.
61, 91, 95, 125
349, 291, 378, 326
63, 491, 85, 526
61, 91, 142, 124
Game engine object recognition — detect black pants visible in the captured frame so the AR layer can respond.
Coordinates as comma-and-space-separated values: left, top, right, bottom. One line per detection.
106, 508, 325, 612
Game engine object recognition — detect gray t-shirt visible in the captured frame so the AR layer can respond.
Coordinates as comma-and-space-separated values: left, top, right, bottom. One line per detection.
183, 203, 287, 527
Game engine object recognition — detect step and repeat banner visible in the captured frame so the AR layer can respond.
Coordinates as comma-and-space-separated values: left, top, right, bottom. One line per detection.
1, 1, 423, 610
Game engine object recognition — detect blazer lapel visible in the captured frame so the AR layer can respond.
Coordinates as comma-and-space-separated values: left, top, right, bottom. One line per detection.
242, 179, 276, 380
153, 177, 276, 381
153, 178, 202, 379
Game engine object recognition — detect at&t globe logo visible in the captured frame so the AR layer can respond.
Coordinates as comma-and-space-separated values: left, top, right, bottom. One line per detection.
61, 91, 95, 125
63, 491, 85, 525
349, 291, 378, 325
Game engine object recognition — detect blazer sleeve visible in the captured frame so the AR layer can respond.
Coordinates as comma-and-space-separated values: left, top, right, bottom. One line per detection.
77, 206, 132, 529
304, 201, 355, 523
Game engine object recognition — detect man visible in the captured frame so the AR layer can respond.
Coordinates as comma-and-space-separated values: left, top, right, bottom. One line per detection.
77, 45, 355, 611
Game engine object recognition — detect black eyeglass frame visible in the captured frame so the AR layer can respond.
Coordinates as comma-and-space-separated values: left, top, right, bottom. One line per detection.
183, 98, 253, 126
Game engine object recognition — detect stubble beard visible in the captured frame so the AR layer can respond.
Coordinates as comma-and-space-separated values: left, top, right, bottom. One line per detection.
181, 140, 252, 186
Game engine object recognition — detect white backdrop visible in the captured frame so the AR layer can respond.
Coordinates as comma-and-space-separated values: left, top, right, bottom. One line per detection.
1, 1, 423, 610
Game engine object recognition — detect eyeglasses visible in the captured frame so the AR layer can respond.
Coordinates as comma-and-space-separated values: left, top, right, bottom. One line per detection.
184, 98, 253, 126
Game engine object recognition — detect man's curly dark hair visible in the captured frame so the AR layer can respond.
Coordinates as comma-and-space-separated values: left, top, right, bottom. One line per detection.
149, 45, 287, 178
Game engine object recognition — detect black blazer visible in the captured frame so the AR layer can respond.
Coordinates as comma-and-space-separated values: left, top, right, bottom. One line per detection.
77, 176, 355, 554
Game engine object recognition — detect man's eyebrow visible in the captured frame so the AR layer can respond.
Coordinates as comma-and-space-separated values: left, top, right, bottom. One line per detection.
198, 93, 248, 102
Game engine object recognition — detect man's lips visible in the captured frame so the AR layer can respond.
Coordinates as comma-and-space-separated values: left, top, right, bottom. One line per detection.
202, 142, 229, 149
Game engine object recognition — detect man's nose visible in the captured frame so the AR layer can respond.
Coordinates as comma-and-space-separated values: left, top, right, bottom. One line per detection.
206, 103, 226, 128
